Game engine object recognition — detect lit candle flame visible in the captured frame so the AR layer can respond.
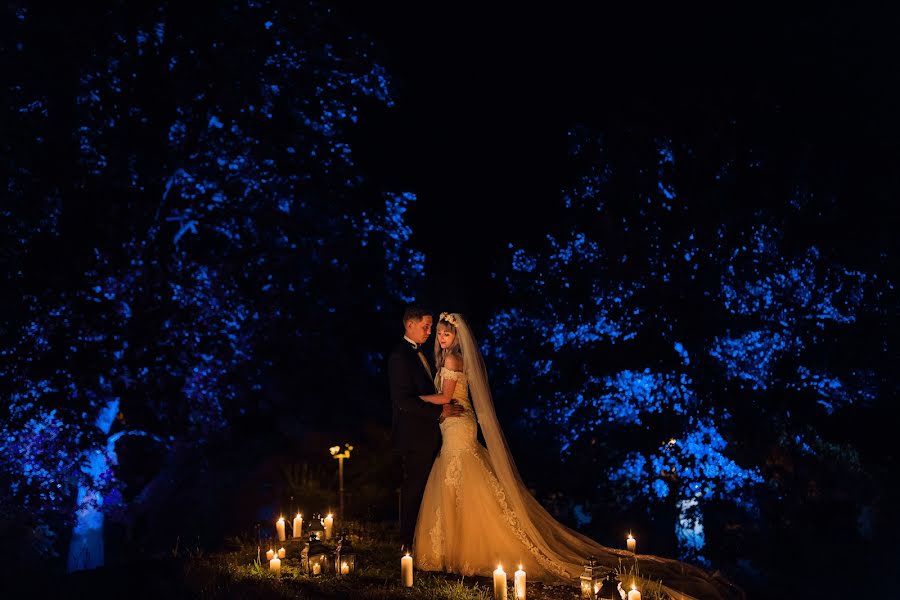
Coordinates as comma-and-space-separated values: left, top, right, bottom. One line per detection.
632, 581, 637, 591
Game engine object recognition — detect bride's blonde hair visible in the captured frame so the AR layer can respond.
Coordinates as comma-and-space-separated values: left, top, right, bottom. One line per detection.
433, 314, 462, 371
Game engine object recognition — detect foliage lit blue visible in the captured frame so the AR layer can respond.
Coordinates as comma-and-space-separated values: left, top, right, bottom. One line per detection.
485, 133, 886, 564
1, 0, 424, 564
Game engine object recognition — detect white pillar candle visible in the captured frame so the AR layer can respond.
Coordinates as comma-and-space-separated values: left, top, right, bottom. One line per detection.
276, 517, 286, 542
628, 582, 642, 600
312, 562, 322, 575
626, 533, 636, 553
341, 562, 350, 575
293, 513, 303, 538
266, 548, 275, 561
514, 565, 526, 600
277, 547, 286, 559
401, 553, 413, 587
493, 564, 507, 600
269, 556, 281, 573
324, 513, 334, 540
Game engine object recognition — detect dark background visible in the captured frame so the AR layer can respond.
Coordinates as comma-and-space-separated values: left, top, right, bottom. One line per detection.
2, 3, 897, 597
344, 2, 898, 325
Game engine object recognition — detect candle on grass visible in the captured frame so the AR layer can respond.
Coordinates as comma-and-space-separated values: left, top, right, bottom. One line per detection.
341, 562, 350, 575
293, 513, 303, 538
277, 547, 286, 559
514, 564, 526, 600
266, 548, 275, 561
493, 564, 508, 600
312, 561, 322, 575
276, 516, 286, 542
626, 532, 636, 553
269, 556, 281, 573
324, 513, 334, 540
628, 581, 642, 600
401, 553, 413, 587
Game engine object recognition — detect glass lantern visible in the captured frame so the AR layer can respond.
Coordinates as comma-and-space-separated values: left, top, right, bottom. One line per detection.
597, 570, 621, 600
580, 556, 603, 599
307, 512, 326, 540
334, 532, 356, 576
303, 532, 331, 576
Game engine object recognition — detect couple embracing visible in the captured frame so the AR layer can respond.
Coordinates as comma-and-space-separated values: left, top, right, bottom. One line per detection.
388, 306, 742, 600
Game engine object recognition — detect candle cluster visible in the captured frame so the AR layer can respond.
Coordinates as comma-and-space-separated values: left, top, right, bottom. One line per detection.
266, 510, 341, 575
267, 546, 287, 571
400, 555, 527, 599
398, 545, 647, 600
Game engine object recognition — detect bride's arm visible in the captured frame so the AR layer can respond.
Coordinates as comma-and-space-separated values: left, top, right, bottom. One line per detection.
419, 354, 462, 405
419, 380, 456, 404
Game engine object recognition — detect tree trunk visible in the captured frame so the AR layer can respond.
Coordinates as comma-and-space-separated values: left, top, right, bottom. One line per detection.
67, 399, 119, 572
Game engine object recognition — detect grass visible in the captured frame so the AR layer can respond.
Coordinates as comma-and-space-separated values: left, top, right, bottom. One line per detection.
193, 521, 581, 599
23, 521, 683, 599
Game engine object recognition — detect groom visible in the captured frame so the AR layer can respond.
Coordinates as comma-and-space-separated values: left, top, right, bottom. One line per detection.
389, 305, 463, 549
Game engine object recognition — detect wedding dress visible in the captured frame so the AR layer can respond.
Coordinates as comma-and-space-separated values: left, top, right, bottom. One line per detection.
412, 314, 742, 600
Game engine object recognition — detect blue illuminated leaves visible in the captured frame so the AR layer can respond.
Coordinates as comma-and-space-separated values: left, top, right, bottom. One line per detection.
610, 417, 762, 508
709, 329, 793, 390
485, 126, 887, 564
349, 192, 425, 302
2, 0, 418, 548
652, 479, 670, 499
721, 226, 866, 327
673, 341, 690, 365
549, 370, 698, 443
789, 366, 875, 414
511, 249, 537, 273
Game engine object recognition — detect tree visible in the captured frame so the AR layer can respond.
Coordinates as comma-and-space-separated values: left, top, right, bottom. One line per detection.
0, 0, 423, 570
484, 124, 891, 572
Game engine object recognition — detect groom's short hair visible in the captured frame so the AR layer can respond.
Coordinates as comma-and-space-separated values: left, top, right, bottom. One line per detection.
403, 305, 431, 324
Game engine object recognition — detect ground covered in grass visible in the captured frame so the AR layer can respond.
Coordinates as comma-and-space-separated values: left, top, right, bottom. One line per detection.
9, 522, 672, 600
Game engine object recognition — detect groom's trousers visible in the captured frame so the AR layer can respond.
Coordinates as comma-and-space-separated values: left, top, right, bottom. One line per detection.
399, 450, 436, 550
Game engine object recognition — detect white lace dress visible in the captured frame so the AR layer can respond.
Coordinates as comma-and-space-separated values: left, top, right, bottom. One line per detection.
412, 367, 570, 579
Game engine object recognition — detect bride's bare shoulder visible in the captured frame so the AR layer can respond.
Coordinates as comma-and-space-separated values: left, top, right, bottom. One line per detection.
444, 353, 463, 371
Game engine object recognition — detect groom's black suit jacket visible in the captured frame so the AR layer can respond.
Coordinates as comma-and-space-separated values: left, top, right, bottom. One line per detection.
388, 340, 442, 454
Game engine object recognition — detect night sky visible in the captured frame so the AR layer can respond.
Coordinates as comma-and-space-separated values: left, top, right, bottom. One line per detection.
345, 3, 899, 322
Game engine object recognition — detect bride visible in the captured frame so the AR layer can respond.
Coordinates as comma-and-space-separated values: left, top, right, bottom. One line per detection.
412, 312, 741, 600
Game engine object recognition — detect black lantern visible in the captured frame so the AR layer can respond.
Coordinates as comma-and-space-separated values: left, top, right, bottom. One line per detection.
334, 532, 356, 576
307, 512, 326, 539
597, 570, 621, 600
302, 532, 331, 576
580, 556, 603, 599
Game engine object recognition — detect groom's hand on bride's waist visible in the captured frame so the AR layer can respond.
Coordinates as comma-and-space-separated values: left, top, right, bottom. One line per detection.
439, 403, 465, 422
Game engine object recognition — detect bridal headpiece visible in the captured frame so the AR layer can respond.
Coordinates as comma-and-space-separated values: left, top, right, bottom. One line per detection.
438, 312, 459, 327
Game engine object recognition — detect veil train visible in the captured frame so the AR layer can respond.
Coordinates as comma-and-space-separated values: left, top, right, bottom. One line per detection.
451, 313, 742, 600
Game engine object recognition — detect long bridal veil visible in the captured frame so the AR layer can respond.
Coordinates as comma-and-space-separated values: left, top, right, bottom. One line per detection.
452, 313, 742, 600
